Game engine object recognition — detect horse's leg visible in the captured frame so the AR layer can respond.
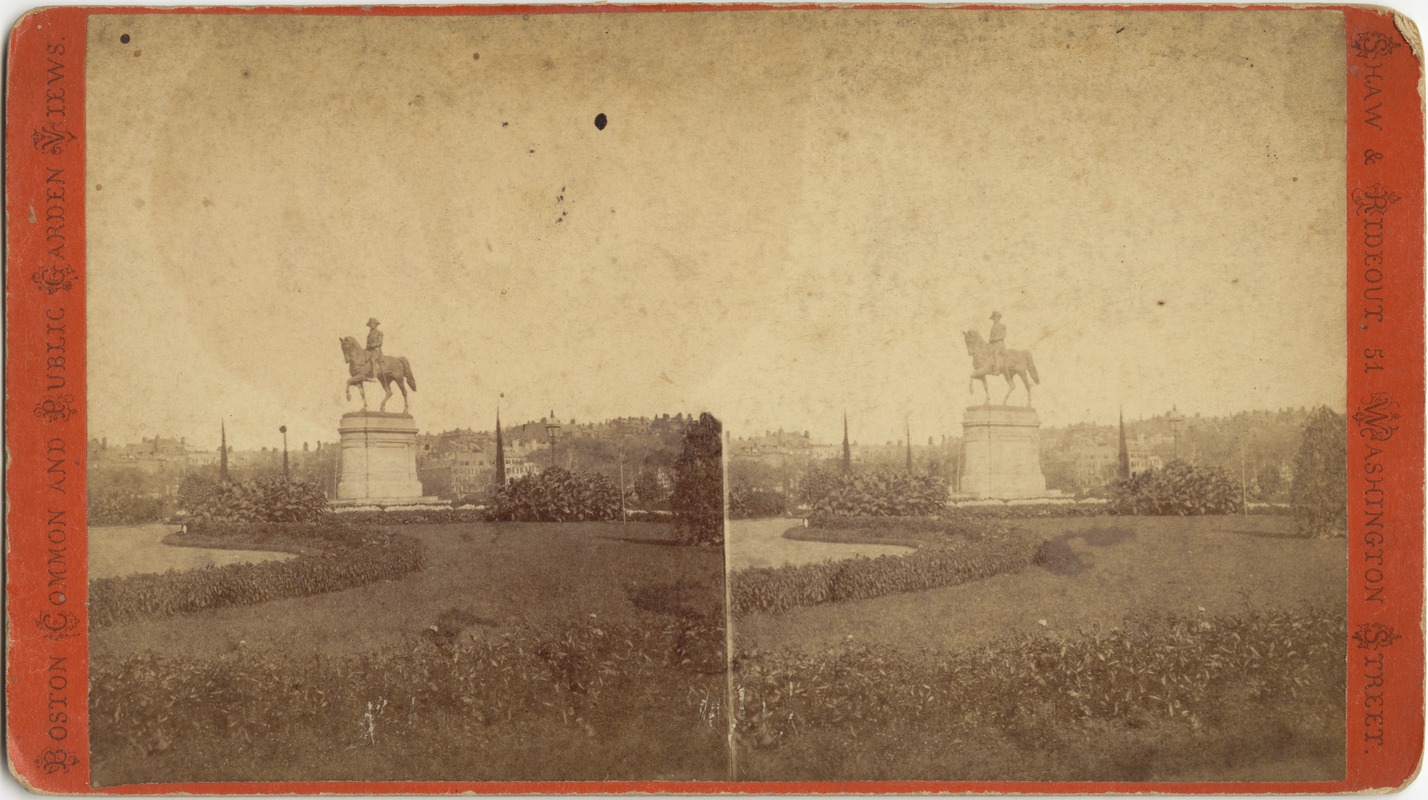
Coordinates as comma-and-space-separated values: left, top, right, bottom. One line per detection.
400, 380, 409, 413
981, 376, 991, 405
380, 379, 392, 412
345, 379, 352, 402
358, 381, 368, 410
1002, 374, 1014, 405
1024, 372, 1033, 406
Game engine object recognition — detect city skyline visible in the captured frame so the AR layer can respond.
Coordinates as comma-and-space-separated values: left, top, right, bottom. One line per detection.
87, 11, 1345, 451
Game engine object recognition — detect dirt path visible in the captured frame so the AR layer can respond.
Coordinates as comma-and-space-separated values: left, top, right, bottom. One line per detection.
727, 517, 914, 570
89, 524, 296, 579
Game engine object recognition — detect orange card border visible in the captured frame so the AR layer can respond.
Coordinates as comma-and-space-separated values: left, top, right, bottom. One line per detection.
5, 4, 1422, 793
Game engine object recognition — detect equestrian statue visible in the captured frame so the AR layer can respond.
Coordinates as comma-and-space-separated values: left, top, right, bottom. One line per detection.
963, 311, 1038, 406
340, 318, 417, 412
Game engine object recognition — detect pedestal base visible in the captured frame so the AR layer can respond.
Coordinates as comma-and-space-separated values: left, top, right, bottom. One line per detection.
957, 405, 1054, 499
336, 412, 424, 501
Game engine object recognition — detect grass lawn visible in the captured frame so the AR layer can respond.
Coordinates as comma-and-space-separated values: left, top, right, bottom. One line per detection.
94, 521, 724, 660
734, 514, 1345, 654
90, 521, 728, 784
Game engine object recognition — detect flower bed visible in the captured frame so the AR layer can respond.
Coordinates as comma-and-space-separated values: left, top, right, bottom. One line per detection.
91, 613, 725, 781
734, 606, 1345, 778
731, 531, 1043, 615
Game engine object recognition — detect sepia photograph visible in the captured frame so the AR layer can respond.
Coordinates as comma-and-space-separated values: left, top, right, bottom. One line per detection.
82, 11, 733, 783
3, 1, 1416, 793
710, 8, 1350, 783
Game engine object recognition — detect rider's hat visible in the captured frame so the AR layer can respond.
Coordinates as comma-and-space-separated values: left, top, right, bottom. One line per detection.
367, 318, 381, 327
990, 311, 1002, 320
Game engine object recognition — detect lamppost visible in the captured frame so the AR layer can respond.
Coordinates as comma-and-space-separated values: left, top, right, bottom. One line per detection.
1167, 406, 1184, 462
546, 413, 561, 469
279, 425, 289, 480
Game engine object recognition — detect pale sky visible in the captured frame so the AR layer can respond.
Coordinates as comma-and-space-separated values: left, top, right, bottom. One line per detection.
86, 9, 1346, 451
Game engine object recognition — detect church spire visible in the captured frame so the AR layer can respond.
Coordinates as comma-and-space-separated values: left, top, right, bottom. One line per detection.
905, 417, 913, 472
841, 412, 851, 473
494, 400, 507, 488
219, 420, 229, 480
1117, 406, 1131, 480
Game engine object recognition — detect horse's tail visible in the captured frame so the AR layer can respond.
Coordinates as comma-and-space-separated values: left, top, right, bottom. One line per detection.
401, 357, 417, 391
1026, 351, 1040, 384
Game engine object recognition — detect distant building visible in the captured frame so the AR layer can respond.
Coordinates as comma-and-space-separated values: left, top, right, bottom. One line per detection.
1066, 433, 1163, 489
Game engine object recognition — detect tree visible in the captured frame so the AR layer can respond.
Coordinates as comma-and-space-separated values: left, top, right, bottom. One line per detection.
1291, 406, 1347, 537
176, 467, 224, 513
841, 413, 852, 473
1256, 463, 1285, 502
633, 468, 668, 509
672, 412, 723, 545
796, 464, 840, 507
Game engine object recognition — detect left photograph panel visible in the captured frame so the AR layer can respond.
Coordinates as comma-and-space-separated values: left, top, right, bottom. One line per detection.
82, 13, 728, 785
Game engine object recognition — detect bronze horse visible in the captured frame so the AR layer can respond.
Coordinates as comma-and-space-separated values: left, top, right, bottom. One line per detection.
963, 329, 1039, 406
340, 336, 417, 412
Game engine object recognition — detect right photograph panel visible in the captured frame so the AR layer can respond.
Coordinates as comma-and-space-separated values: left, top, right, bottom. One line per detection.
723, 9, 1348, 782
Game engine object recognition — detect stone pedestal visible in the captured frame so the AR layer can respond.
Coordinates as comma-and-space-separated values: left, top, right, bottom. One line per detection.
336, 412, 425, 502
957, 405, 1054, 499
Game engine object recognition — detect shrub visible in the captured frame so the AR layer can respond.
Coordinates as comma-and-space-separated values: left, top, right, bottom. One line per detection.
730, 532, 1043, 615
486, 467, 622, 522
729, 485, 788, 519
90, 523, 422, 627
796, 465, 841, 507
87, 490, 167, 525
1109, 460, 1243, 516
1291, 407, 1347, 537
176, 470, 224, 514
813, 470, 948, 517
672, 413, 724, 545
188, 477, 329, 523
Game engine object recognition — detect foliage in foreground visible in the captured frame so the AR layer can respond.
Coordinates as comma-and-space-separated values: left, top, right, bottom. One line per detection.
734, 606, 1346, 780
485, 467, 623, 522
813, 470, 948, 517
1109, 460, 1244, 516
731, 531, 1043, 615
91, 613, 726, 783
89, 523, 423, 628
1292, 406, 1348, 537
672, 412, 724, 545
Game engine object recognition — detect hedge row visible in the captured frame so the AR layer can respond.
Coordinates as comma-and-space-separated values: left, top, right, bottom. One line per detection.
807, 514, 1007, 538
734, 606, 1345, 760
944, 503, 1109, 520
329, 507, 672, 526
731, 533, 1043, 616
332, 507, 489, 526
91, 525, 423, 628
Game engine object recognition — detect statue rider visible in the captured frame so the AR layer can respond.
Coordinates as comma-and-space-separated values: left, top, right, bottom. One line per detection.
988, 311, 1007, 373
365, 318, 384, 380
